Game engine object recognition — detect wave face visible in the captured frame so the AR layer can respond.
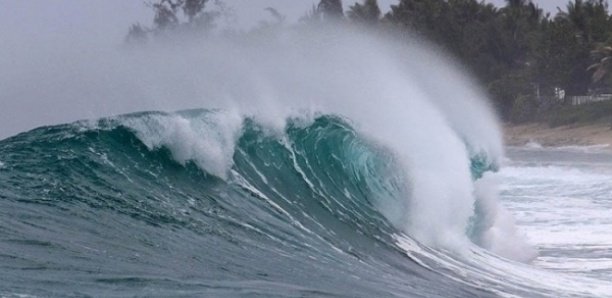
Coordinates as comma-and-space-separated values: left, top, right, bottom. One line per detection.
1, 110, 498, 297
0, 26, 557, 297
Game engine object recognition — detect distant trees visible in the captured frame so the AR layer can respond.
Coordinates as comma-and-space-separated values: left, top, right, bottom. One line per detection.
382, 0, 612, 121
152, 0, 179, 30
126, 0, 218, 42
348, 0, 381, 25
298, 0, 345, 24
128, 0, 612, 122
318, 0, 344, 21
588, 44, 612, 83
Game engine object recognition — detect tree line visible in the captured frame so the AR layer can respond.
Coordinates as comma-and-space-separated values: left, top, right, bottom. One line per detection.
128, 0, 612, 122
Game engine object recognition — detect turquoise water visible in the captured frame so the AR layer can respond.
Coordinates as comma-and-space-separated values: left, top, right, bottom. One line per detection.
0, 110, 494, 297
5, 110, 609, 297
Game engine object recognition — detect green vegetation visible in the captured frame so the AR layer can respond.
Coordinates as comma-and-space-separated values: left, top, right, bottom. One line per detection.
545, 100, 612, 126
126, 0, 219, 43
128, 0, 612, 124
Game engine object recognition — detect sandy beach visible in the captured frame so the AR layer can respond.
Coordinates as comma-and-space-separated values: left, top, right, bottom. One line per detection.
504, 122, 612, 148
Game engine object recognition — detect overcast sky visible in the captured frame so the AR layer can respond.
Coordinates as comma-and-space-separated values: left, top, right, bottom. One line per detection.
0, 1, 572, 48
0, 0, 583, 138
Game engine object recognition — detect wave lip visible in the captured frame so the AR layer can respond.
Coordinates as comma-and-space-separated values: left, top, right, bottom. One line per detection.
0, 110, 503, 297
0, 25, 554, 297
119, 109, 243, 179
110, 109, 515, 253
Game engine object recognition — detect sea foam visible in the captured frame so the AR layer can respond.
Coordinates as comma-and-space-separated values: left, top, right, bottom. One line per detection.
0, 23, 530, 260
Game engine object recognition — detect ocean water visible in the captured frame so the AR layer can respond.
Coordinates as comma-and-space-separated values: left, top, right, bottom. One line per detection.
0, 111, 494, 297
501, 146, 612, 289
1, 26, 611, 297
1, 110, 611, 297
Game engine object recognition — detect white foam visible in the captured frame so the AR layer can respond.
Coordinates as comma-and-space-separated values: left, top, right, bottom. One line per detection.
122, 110, 243, 179
396, 234, 612, 298
500, 158, 612, 284
555, 144, 610, 153
473, 173, 537, 262
518, 142, 610, 153
0, 24, 513, 256
525, 140, 543, 149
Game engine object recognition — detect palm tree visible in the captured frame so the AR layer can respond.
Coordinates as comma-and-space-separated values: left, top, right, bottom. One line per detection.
182, 0, 209, 22
497, 0, 544, 67
556, 0, 608, 43
152, 0, 180, 30
318, 0, 344, 21
587, 44, 612, 83
348, 0, 381, 25
501, 0, 544, 37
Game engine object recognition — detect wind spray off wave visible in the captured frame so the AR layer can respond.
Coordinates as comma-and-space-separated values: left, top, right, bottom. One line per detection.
3, 25, 589, 297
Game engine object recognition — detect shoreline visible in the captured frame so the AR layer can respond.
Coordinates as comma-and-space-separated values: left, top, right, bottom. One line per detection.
503, 122, 612, 149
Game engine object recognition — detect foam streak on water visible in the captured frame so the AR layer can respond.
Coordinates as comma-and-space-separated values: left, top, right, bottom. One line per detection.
501, 147, 612, 289
2, 24, 588, 297
0, 24, 513, 255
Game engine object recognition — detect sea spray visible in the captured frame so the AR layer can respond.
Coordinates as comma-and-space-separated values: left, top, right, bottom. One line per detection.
0, 24, 529, 259
472, 172, 538, 262
1, 112, 505, 297
120, 110, 243, 179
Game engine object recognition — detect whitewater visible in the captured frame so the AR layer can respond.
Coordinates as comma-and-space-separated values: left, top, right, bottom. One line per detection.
1, 25, 611, 297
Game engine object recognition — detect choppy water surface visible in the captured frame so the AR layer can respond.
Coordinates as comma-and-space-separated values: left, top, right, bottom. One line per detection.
502, 146, 612, 283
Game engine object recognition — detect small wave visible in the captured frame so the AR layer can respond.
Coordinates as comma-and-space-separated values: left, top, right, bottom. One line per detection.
555, 144, 611, 153
516, 142, 610, 153
525, 140, 543, 149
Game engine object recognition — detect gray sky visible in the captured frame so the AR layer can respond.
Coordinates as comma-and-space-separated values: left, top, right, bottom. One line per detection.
0, 0, 581, 138
0, 1, 570, 47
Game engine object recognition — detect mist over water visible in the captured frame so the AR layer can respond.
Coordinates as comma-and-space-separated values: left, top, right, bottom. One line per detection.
11, 15, 612, 297
1, 23, 518, 253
